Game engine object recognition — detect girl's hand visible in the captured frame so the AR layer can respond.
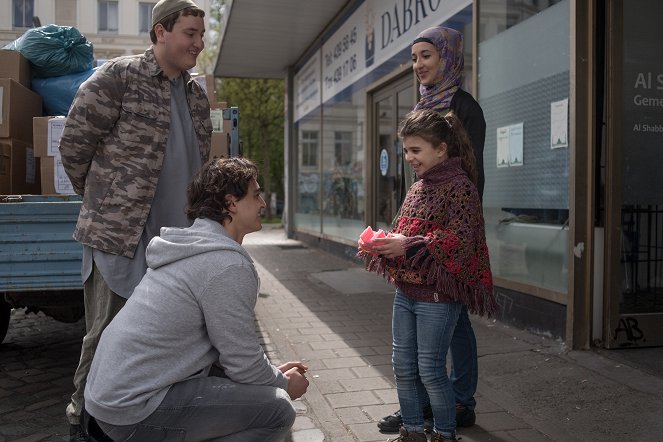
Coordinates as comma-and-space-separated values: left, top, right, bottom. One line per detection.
372, 234, 407, 259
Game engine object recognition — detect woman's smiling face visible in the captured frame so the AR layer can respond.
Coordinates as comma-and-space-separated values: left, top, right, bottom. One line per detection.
411, 41, 440, 86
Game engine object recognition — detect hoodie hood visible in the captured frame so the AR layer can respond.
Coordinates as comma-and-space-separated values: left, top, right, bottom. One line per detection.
146, 217, 252, 270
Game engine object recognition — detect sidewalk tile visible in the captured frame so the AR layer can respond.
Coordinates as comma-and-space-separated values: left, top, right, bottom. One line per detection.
339, 377, 392, 392
326, 391, 382, 408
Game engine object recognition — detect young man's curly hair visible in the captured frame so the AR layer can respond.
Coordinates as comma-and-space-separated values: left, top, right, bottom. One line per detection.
186, 157, 258, 224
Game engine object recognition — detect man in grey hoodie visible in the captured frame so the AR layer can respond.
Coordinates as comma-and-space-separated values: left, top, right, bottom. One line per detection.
82, 157, 309, 441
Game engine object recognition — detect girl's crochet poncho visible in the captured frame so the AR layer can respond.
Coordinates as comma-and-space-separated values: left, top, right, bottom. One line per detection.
360, 157, 497, 316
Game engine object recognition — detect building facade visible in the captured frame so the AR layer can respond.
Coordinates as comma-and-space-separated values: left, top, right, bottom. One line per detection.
1, 0, 212, 61
204, 0, 661, 351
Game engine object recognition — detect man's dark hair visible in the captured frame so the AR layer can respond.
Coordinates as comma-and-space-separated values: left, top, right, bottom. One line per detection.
186, 157, 259, 223
150, 7, 205, 44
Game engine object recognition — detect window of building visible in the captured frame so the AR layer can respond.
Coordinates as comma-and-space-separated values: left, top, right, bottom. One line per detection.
139, 2, 156, 33
99, 0, 119, 33
13, 0, 34, 29
301, 130, 318, 167
478, 0, 570, 293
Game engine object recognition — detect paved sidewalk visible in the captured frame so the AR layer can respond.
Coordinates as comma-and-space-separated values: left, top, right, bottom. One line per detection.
244, 225, 663, 442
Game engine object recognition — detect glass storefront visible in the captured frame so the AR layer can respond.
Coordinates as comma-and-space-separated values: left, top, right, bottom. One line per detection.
478, 0, 570, 293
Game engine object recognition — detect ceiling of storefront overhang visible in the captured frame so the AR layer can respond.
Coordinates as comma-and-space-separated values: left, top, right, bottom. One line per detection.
213, 0, 349, 79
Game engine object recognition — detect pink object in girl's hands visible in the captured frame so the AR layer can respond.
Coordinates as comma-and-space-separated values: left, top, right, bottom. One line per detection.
358, 226, 389, 255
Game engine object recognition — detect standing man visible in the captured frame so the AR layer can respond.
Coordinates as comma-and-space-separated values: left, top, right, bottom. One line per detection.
83, 158, 308, 441
59, 1, 211, 440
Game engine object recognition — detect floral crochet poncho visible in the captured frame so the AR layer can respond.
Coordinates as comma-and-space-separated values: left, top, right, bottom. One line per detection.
360, 157, 496, 316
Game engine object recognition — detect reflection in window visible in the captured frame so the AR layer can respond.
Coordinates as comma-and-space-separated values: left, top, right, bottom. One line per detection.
479, 0, 563, 43
322, 92, 366, 242
334, 131, 352, 167
295, 114, 321, 233
302, 130, 318, 167
13, 0, 34, 29
139, 2, 156, 33
99, 1, 119, 33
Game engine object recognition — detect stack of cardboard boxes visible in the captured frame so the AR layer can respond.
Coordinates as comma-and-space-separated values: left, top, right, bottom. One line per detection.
194, 74, 231, 158
0, 49, 75, 195
0, 50, 43, 195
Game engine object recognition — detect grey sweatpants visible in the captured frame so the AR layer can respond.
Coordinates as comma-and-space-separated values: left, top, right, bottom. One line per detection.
66, 264, 126, 425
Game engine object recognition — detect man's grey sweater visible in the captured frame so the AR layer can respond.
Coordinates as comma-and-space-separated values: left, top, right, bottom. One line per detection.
84, 218, 288, 426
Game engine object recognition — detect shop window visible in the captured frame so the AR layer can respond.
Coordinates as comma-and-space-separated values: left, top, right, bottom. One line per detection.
478, 0, 570, 293
13, 0, 33, 29
139, 2, 156, 33
99, 0, 118, 33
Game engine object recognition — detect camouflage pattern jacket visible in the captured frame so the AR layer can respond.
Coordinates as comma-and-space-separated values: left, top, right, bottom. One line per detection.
59, 47, 212, 258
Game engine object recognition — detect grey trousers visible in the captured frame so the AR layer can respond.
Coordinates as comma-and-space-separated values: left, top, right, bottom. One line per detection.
96, 376, 297, 442
66, 264, 126, 425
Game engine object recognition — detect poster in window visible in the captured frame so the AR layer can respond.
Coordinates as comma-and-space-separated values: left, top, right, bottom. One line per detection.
550, 98, 568, 149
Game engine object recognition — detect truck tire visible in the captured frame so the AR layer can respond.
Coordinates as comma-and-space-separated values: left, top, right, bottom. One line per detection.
0, 298, 10, 344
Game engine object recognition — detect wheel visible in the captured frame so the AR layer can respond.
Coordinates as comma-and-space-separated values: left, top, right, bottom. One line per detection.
0, 297, 10, 344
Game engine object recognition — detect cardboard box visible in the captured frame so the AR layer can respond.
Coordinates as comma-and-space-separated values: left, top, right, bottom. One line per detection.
210, 132, 229, 159
39, 155, 75, 195
0, 79, 43, 142
194, 74, 218, 103
0, 139, 40, 195
33, 116, 66, 157
0, 50, 32, 88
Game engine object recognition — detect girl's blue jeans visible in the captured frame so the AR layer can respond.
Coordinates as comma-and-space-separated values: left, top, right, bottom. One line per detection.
392, 289, 462, 437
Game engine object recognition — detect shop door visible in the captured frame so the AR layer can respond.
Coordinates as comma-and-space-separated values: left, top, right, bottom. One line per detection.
372, 76, 415, 230
604, 0, 663, 348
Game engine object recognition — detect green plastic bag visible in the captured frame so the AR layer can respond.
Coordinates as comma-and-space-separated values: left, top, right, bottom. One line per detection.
4, 24, 94, 78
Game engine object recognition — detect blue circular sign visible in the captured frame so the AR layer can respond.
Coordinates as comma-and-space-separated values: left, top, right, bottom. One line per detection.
379, 149, 389, 176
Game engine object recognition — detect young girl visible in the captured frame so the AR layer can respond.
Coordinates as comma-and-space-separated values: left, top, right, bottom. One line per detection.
359, 110, 496, 442
378, 25, 488, 436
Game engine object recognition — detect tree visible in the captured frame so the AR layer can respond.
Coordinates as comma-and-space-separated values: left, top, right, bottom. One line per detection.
218, 78, 285, 219
197, 0, 285, 220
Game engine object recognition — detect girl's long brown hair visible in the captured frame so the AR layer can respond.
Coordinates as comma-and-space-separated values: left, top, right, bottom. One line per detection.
398, 109, 477, 185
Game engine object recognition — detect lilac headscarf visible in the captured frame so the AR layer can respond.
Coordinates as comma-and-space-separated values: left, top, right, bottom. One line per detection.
412, 26, 464, 112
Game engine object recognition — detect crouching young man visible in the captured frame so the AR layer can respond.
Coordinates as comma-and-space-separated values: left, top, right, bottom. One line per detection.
82, 158, 309, 441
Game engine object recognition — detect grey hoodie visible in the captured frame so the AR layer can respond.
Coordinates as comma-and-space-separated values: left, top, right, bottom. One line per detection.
84, 218, 288, 426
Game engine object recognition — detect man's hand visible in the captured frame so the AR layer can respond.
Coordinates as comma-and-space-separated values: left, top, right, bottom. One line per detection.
278, 361, 308, 374
280, 361, 309, 400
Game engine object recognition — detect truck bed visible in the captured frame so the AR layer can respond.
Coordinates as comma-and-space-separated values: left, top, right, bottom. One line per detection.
0, 195, 83, 292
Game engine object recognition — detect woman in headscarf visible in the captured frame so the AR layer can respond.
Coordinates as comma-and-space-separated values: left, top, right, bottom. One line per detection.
377, 26, 487, 437
412, 26, 485, 196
